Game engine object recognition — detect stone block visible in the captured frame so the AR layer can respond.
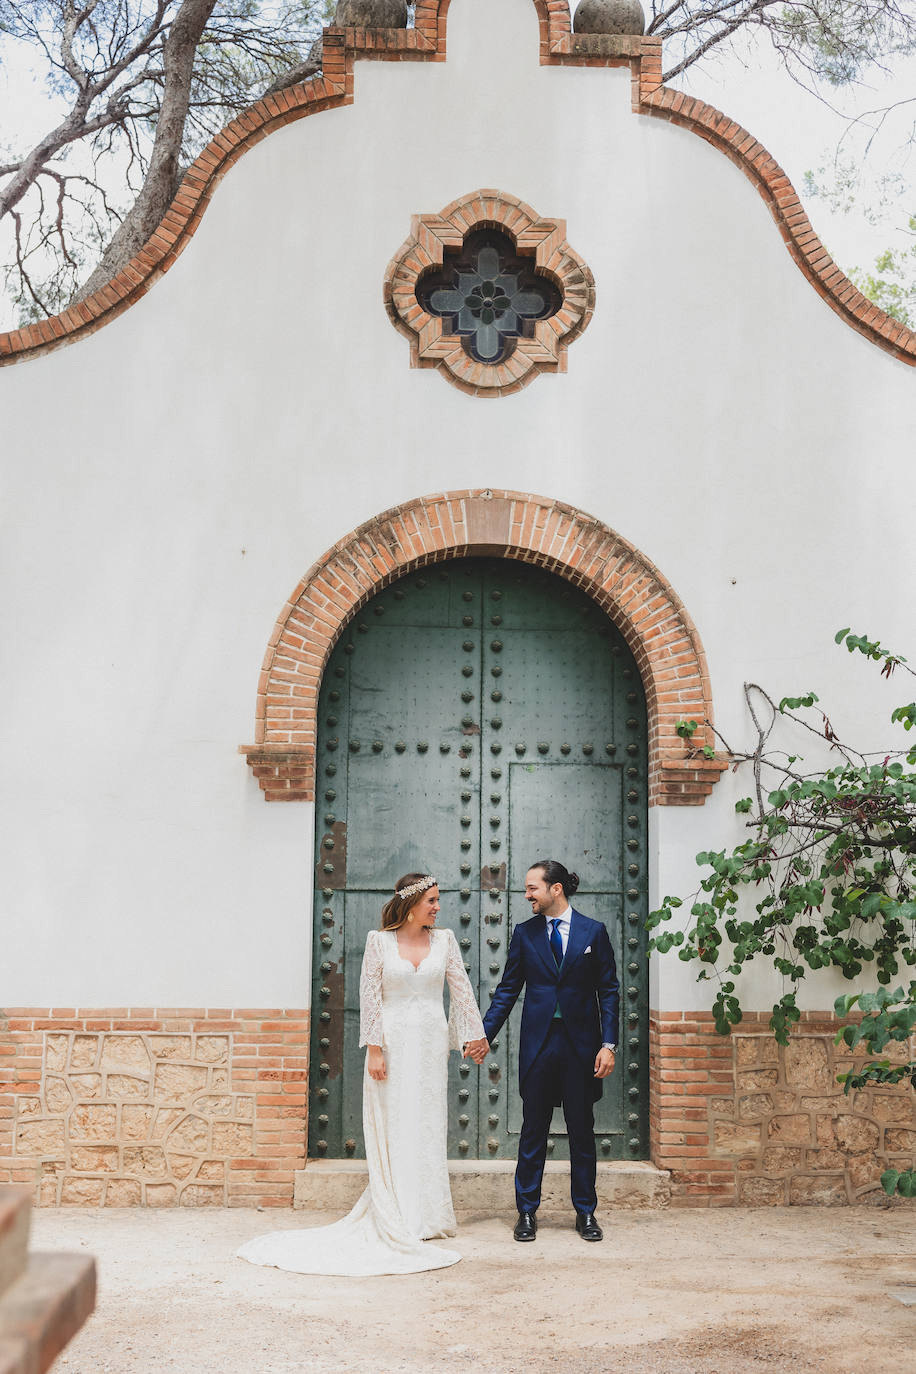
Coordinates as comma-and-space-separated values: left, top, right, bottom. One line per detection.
737, 1093, 773, 1120
69, 1105, 116, 1140
45, 1036, 69, 1072
70, 1036, 98, 1070
104, 1178, 142, 1206
870, 1093, 915, 1124
69, 1147, 118, 1173
884, 1127, 916, 1153
168, 1115, 209, 1155
211, 1069, 230, 1091
784, 1038, 832, 1091
709, 1097, 734, 1118
799, 1095, 844, 1112
44, 1079, 72, 1115
36, 1177, 59, 1208
151, 1036, 192, 1061
121, 1147, 168, 1178
294, 1159, 671, 1213
848, 1154, 885, 1191
15, 1122, 66, 1157
761, 1146, 803, 1173
195, 1036, 230, 1064
0, 1250, 95, 1374
738, 1176, 785, 1206
211, 1122, 254, 1157
735, 1037, 758, 1067
789, 1175, 848, 1206
154, 1063, 208, 1101
15, 1101, 41, 1122
167, 1154, 196, 1181
69, 1074, 102, 1099
713, 1120, 761, 1155
236, 1097, 254, 1120
121, 1106, 154, 1141
106, 1074, 150, 1100
807, 1148, 846, 1172
100, 1036, 150, 1074
736, 1069, 778, 1092
0, 1189, 31, 1300
197, 1161, 225, 1181
767, 1115, 811, 1144
145, 1184, 177, 1207
151, 1108, 184, 1140
179, 1185, 224, 1207
195, 1095, 233, 1117
60, 1178, 104, 1206
834, 1115, 879, 1155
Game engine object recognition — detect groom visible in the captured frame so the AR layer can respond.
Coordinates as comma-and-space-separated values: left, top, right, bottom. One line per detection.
478, 859, 619, 1243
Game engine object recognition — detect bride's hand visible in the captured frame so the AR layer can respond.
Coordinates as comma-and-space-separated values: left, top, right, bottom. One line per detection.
463, 1038, 489, 1065
367, 1046, 387, 1081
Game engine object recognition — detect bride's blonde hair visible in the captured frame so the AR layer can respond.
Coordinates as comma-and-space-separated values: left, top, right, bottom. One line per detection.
380, 873, 436, 931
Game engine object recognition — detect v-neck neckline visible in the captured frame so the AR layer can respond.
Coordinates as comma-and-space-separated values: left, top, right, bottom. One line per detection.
392, 928, 435, 971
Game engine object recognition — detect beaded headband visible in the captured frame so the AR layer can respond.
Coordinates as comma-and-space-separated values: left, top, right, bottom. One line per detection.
396, 876, 437, 900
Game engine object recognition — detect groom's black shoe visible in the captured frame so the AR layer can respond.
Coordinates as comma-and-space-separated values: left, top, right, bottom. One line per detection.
513, 1211, 537, 1242
575, 1212, 603, 1242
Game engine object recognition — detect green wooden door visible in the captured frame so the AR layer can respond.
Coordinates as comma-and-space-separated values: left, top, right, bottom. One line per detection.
309, 558, 649, 1162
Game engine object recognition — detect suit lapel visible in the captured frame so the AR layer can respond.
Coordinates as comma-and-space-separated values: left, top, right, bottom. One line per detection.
527, 915, 558, 981
560, 909, 590, 977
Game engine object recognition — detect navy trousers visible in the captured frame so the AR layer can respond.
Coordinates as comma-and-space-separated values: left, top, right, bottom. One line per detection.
515, 1021, 597, 1215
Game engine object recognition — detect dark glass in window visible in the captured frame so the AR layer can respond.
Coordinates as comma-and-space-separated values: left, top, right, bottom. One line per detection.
417, 228, 561, 366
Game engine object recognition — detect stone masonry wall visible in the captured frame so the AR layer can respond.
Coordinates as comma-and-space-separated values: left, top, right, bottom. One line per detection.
651, 1012, 916, 1207
0, 1010, 308, 1207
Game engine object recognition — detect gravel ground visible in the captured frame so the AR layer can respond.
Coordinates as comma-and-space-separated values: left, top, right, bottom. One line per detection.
32, 1205, 915, 1374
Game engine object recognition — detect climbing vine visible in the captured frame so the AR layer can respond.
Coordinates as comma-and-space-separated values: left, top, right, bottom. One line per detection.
648, 629, 916, 1197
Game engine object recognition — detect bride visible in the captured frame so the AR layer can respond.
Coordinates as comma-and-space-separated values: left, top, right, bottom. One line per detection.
237, 874, 489, 1276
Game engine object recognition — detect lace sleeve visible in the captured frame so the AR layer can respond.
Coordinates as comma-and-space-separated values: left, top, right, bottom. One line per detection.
445, 929, 485, 1051
358, 930, 385, 1048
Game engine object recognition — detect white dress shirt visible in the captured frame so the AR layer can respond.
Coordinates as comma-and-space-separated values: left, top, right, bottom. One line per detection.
546, 906, 572, 957
548, 905, 616, 1051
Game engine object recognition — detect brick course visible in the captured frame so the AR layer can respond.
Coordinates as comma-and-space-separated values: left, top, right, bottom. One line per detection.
1, 3, 913, 369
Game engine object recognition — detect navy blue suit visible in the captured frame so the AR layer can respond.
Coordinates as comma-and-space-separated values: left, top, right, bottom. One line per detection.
482, 909, 619, 1215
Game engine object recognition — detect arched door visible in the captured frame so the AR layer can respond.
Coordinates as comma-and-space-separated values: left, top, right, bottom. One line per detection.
309, 558, 649, 1161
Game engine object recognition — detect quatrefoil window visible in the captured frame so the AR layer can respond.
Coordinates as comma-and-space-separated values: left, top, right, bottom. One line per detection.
417, 229, 561, 366
384, 191, 596, 398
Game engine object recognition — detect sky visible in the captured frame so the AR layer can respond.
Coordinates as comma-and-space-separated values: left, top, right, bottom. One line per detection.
1, 18, 915, 329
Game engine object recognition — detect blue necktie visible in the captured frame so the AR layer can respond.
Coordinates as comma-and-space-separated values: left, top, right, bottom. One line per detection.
549, 918, 563, 967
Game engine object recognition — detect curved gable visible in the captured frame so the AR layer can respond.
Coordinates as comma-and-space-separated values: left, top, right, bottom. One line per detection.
1, 0, 913, 369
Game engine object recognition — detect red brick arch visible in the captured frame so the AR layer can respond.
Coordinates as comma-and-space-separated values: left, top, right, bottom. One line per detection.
240, 490, 726, 805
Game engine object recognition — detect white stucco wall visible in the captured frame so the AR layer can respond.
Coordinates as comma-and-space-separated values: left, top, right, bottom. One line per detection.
2, 0, 913, 1007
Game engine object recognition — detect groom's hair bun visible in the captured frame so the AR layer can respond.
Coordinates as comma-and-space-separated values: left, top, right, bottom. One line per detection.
533, 859, 579, 897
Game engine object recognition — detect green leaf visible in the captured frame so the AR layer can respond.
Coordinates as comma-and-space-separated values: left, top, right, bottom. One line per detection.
898, 1170, 916, 1199
880, 1169, 900, 1197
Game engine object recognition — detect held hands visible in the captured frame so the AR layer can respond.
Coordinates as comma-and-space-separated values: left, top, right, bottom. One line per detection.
594, 1047, 616, 1079
367, 1046, 387, 1081
462, 1038, 489, 1065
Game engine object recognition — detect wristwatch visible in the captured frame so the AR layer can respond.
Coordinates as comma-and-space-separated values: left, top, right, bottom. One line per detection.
601, 1043, 616, 1052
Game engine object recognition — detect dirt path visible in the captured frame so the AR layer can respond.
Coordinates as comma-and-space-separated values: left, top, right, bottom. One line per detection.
33, 1206, 915, 1374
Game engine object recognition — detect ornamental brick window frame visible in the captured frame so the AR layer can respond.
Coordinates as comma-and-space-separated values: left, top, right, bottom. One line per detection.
240, 489, 726, 805
383, 191, 596, 397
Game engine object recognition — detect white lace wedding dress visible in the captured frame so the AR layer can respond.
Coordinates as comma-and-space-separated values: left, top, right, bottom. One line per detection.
236, 925, 485, 1276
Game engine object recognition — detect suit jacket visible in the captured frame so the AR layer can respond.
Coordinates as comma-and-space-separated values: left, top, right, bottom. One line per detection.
482, 909, 620, 1101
